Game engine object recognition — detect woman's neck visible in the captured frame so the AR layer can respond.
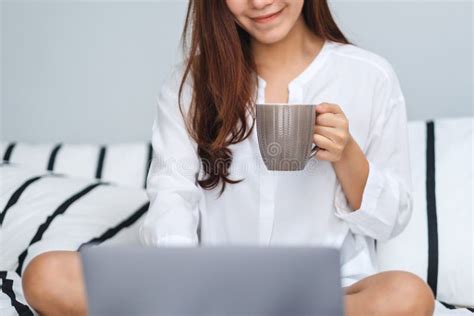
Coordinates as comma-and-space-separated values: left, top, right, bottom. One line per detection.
251, 15, 324, 73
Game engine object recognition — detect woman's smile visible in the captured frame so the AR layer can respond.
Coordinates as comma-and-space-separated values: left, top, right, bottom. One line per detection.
226, 0, 301, 44
251, 8, 285, 24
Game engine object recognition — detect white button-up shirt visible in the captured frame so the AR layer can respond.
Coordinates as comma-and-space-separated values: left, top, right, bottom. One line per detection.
139, 40, 413, 287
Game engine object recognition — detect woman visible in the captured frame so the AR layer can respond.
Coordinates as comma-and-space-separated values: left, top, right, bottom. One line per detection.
22, 1, 434, 315
139, 0, 435, 315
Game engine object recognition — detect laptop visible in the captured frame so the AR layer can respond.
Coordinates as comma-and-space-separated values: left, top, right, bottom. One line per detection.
80, 245, 344, 316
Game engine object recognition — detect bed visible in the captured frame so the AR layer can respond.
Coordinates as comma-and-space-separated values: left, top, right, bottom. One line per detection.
1, 117, 472, 315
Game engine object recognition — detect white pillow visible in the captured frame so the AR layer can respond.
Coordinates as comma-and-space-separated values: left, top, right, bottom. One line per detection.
377, 117, 473, 308
0, 142, 152, 189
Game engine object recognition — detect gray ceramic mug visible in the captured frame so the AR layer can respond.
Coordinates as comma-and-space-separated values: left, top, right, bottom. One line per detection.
256, 103, 318, 171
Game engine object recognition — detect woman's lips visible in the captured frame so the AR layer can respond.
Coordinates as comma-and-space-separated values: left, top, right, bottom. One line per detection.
252, 9, 284, 24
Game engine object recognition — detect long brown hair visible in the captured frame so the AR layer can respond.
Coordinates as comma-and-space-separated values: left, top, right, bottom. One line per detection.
179, 1, 350, 195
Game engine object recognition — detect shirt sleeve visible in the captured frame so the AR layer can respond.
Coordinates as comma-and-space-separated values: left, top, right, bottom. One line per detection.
334, 63, 413, 242
138, 65, 202, 247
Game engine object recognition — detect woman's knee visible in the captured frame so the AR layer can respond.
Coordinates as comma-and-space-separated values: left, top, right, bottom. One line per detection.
375, 271, 435, 316
22, 251, 86, 316
23, 252, 60, 306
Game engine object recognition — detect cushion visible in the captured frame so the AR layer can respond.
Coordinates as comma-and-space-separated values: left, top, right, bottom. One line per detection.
377, 117, 473, 311
0, 142, 152, 189
0, 163, 149, 315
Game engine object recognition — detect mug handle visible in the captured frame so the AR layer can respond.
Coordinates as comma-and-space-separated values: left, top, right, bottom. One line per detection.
310, 106, 319, 159
309, 144, 319, 159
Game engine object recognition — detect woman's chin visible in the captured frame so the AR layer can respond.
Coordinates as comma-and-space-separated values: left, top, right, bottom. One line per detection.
250, 29, 290, 45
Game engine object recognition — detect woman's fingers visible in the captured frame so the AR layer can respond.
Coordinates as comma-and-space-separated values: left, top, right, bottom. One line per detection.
316, 113, 347, 129
313, 134, 333, 150
315, 148, 337, 161
315, 103, 342, 114
314, 125, 336, 142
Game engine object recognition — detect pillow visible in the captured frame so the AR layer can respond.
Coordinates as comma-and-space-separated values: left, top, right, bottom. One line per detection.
0, 271, 33, 316
0, 163, 149, 274
1, 163, 150, 315
377, 117, 473, 310
0, 142, 152, 189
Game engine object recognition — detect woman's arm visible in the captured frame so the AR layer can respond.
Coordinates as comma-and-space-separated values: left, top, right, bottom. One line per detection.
313, 104, 369, 211
139, 66, 202, 247
313, 67, 413, 241
332, 135, 369, 211
335, 97, 413, 241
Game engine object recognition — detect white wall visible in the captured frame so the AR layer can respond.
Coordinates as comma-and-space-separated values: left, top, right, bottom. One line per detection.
1, 0, 472, 143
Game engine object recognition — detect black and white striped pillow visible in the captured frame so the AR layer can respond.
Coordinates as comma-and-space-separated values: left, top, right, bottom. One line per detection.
0, 271, 33, 316
0, 142, 152, 189
0, 164, 149, 315
377, 117, 473, 313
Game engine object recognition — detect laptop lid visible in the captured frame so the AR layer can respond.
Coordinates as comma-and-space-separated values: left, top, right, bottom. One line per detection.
80, 245, 344, 316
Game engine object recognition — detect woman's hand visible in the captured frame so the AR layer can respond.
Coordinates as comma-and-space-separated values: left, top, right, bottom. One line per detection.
313, 103, 351, 162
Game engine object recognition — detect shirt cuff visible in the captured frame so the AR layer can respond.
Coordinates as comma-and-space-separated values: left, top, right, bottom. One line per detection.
139, 221, 198, 247
334, 160, 386, 237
